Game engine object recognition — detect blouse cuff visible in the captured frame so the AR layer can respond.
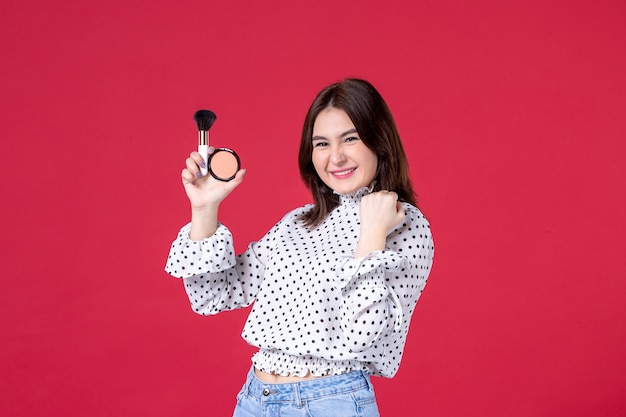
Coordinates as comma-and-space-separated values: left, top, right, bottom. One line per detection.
331, 250, 405, 290
165, 222, 236, 278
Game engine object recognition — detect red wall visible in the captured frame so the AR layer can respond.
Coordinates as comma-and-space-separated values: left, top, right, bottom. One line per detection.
2, 1, 625, 416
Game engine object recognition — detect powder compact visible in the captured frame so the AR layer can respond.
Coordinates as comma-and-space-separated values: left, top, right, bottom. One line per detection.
207, 147, 241, 182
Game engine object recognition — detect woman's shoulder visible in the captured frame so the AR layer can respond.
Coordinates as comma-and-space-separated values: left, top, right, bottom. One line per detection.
401, 202, 430, 223
275, 203, 315, 226
399, 203, 433, 240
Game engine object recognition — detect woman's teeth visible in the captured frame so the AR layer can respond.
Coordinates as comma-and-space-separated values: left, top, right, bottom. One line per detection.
333, 168, 355, 176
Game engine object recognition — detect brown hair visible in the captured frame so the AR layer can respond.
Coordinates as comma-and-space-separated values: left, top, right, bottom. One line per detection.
298, 78, 417, 227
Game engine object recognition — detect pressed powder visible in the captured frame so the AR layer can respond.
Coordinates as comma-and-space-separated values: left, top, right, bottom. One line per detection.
208, 148, 240, 181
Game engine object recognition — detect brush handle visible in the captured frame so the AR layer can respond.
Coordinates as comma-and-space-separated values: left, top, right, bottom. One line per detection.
198, 144, 209, 176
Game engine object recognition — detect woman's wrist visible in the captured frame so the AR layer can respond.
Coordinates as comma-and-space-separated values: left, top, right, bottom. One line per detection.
354, 229, 386, 258
189, 204, 220, 240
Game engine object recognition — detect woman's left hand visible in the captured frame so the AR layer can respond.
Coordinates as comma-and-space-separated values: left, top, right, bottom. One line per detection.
360, 191, 405, 235
355, 191, 405, 257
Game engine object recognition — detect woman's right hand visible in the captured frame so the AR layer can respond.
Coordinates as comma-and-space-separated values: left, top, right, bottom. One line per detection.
181, 149, 246, 210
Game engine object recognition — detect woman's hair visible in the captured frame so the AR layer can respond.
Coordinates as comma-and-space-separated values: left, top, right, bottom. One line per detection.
298, 78, 417, 227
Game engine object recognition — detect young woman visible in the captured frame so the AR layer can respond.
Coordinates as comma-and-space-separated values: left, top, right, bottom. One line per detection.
165, 78, 434, 416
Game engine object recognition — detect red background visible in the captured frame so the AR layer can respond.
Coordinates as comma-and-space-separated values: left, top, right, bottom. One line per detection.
2, 0, 625, 416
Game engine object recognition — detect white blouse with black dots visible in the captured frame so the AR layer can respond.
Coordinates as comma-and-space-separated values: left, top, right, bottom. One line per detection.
165, 187, 434, 378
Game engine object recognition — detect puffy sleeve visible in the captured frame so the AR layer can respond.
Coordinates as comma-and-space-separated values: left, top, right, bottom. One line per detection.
164, 219, 281, 315
331, 204, 434, 369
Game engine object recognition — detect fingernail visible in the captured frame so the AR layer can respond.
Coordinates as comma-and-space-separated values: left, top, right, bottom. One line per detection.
200, 161, 206, 168
196, 171, 202, 179
242, 169, 247, 177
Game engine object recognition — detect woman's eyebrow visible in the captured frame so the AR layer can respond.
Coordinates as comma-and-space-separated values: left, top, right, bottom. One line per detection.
339, 128, 358, 137
312, 128, 358, 142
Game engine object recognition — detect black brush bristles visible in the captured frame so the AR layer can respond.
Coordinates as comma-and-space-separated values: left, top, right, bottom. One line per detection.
193, 110, 217, 131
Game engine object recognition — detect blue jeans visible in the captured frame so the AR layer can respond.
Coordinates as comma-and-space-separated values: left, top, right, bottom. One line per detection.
232, 367, 380, 417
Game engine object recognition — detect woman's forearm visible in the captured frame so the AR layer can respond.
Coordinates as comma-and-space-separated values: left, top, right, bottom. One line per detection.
189, 204, 220, 240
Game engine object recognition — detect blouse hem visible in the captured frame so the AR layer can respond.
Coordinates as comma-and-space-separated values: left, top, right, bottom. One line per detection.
251, 349, 375, 378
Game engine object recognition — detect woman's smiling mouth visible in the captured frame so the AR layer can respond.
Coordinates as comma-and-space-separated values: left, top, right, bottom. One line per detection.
330, 167, 356, 178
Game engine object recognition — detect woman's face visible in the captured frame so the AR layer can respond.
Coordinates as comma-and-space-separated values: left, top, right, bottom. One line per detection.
311, 107, 378, 195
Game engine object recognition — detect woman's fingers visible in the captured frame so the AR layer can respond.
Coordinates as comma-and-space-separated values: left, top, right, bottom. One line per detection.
360, 190, 405, 235
185, 154, 204, 179
181, 168, 196, 184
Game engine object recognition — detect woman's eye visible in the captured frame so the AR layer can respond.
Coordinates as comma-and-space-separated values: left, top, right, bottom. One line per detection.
313, 141, 328, 147
345, 136, 360, 142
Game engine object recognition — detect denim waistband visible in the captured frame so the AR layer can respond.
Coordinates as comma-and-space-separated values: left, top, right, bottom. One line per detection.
240, 366, 374, 404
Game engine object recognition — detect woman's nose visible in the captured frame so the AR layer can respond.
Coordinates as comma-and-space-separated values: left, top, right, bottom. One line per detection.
329, 144, 346, 165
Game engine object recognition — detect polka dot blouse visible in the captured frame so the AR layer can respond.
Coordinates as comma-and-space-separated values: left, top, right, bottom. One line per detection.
165, 187, 434, 378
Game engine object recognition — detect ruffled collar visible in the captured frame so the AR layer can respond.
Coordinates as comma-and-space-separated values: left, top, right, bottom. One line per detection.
334, 182, 376, 206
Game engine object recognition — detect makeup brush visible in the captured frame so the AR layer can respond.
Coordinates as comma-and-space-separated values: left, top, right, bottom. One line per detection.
193, 110, 217, 176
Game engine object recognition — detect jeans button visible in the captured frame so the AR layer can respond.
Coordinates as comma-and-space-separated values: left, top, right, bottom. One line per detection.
262, 388, 270, 396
